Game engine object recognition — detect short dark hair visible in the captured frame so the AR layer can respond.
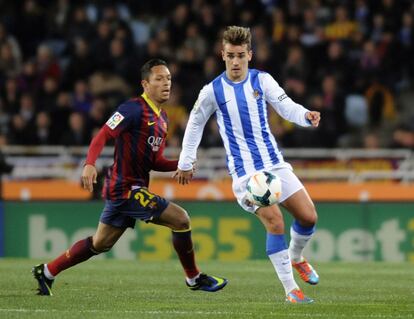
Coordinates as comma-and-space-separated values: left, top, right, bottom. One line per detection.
222, 26, 251, 50
141, 59, 167, 81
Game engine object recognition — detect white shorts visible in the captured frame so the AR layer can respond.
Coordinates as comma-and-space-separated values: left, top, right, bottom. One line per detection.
232, 166, 304, 214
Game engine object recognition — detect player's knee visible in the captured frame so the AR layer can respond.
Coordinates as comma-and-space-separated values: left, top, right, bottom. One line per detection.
264, 215, 284, 233
175, 215, 191, 230
305, 207, 318, 226
174, 207, 191, 230
298, 211, 318, 227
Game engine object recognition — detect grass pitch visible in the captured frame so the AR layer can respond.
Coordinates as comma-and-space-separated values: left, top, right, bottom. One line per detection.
0, 259, 413, 319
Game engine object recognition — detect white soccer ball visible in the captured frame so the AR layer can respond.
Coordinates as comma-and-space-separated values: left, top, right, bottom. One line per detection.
246, 171, 282, 207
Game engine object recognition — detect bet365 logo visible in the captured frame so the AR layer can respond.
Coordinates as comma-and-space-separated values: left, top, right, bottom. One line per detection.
147, 136, 163, 151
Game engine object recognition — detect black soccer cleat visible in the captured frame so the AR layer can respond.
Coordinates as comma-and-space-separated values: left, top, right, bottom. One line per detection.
186, 273, 228, 292
32, 264, 54, 296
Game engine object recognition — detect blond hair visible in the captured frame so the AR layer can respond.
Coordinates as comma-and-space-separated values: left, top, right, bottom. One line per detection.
222, 26, 251, 50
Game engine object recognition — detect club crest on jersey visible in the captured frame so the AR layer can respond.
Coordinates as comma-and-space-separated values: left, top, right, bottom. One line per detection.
253, 90, 261, 99
147, 136, 164, 151
106, 112, 124, 130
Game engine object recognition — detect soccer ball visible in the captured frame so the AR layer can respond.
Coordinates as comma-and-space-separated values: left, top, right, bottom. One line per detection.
246, 171, 282, 207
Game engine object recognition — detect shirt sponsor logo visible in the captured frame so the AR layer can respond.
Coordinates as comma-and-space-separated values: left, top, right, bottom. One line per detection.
278, 94, 287, 101
147, 136, 164, 151
106, 112, 124, 130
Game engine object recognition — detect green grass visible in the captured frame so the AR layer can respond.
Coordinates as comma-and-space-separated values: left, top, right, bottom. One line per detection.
0, 259, 413, 319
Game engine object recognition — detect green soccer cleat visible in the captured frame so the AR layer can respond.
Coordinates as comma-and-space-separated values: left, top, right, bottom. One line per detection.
32, 264, 54, 296
187, 273, 228, 292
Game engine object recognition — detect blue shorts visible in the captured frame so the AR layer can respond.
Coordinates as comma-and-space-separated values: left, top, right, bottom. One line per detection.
100, 187, 169, 228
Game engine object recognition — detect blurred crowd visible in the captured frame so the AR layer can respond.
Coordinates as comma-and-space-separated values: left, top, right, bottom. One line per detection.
0, 0, 414, 149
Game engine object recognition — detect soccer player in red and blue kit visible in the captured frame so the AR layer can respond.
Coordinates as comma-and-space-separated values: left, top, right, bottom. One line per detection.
32, 59, 227, 296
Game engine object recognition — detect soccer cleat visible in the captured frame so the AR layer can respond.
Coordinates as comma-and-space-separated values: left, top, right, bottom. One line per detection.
292, 258, 319, 285
286, 288, 314, 304
187, 273, 228, 292
32, 264, 54, 296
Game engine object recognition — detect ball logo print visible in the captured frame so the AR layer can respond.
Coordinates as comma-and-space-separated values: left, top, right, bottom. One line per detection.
246, 171, 282, 207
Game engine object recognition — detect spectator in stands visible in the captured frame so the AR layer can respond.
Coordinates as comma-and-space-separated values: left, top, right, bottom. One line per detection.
365, 78, 396, 128
1, 77, 20, 114
0, 0, 412, 147
86, 97, 108, 134
108, 38, 136, 84
72, 80, 92, 114
162, 86, 188, 147
91, 20, 112, 69
66, 6, 95, 43
271, 8, 286, 44
19, 93, 36, 125
50, 91, 72, 142
63, 37, 95, 89
8, 114, 34, 145
0, 23, 22, 65
38, 76, 59, 112
36, 44, 61, 85
17, 60, 40, 93
0, 42, 22, 79
317, 41, 350, 87
324, 6, 357, 40
15, 0, 46, 57
33, 111, 54, 145
313, 75, 346, 147
281, 46, 307, 83
397, 12, 414, 83
182, 23, 207, 63
60, 112, 89, 146
167, 3, 190, 49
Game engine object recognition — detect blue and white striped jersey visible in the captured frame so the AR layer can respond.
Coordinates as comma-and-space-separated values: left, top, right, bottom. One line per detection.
178, 69, 311, 179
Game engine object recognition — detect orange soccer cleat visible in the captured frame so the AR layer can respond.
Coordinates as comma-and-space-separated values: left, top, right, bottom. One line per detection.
286, 288, 314, 304
292, 258, 319, 285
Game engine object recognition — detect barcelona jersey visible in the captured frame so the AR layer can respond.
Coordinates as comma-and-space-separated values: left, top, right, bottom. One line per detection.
85, 93, 177, 200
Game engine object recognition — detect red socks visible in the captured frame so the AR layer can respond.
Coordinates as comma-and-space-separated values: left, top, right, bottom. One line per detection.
47, 232, 199, 279
47, 236, 98, 276
172, 230, 200, 278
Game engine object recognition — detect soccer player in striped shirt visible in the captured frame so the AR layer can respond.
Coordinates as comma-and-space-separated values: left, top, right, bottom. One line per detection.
32, 59, 227, 296
175, 26, 321, 304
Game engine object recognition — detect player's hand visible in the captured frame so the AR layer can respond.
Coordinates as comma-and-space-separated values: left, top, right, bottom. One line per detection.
306, 111, 321, 127
82, 164, 97, 192
173, 169, 193, 185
